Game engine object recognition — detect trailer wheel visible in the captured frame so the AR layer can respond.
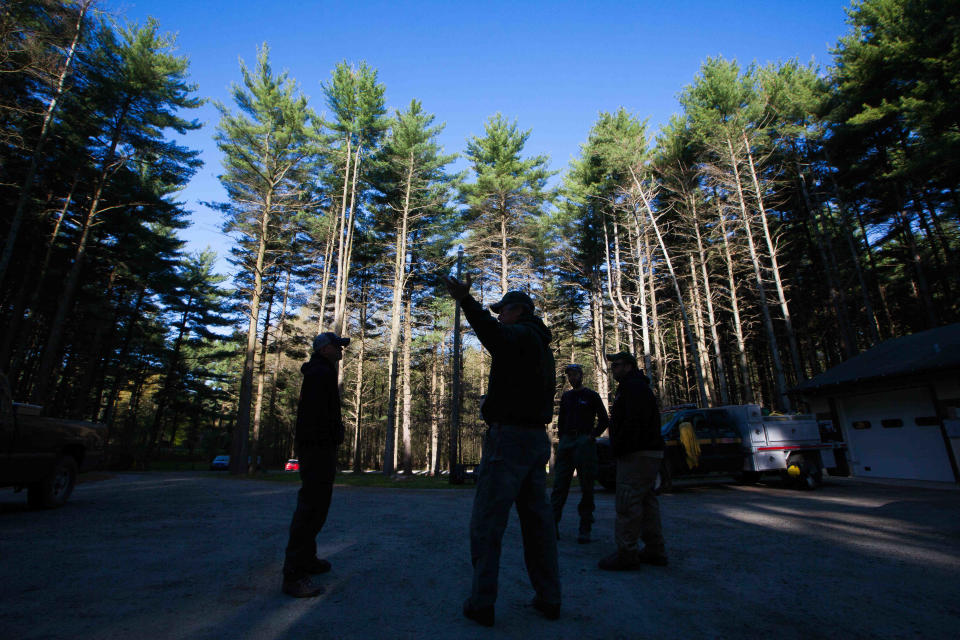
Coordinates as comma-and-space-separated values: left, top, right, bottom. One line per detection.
787, 454, 819, 490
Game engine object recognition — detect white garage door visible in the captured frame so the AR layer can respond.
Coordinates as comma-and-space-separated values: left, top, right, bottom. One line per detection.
840, 388, 955, 482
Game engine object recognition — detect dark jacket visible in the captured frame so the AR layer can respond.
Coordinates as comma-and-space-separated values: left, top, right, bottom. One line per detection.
461, 295, 555, 427
557, 387, 609, 438
294, 355, 344, 449
609, 369, 662, 457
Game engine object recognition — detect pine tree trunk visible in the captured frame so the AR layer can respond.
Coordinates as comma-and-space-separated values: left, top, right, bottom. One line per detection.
603, 216, 623, 352
351, 285, 366, 473
317, 211, 339, 333
894, 204, 937, 328
643, 231, 665, 399
1, 175, 79, 371
630, 213, 653, 376
744, 134, 803, 384
382, 156, 414, 475
334, 143, 363, 335
589, 278, 609, 399
499, 210, 509, 294
331, 136, 352, 333
0, 1, 88, 285
435, 341, 447, 476
148, 301, 193, 453
101, 289, 146, 438
429, 344, 439, 476
401, 292, 413, 474
692, 198, 729, 404
689, 255, 714, 405
671, 317, 685, 401
797, 165, 857, 358
231, 193, 271, 474
820, 149, 882, 344
630, 167, 707, 406
250, 287, 275, 473
717, 195, 753, 404
31, 100, 130, 406
267, 270, 292, 466
724, 137, 789, 410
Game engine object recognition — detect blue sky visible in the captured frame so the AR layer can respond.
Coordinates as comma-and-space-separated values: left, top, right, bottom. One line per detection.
106, 0, 852, 273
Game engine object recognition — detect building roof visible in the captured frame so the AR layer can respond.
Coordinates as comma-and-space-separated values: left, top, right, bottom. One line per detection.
794, 322, 960, 394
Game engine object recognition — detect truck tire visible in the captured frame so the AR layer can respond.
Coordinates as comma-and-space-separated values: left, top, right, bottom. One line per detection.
28, 455, 78, 508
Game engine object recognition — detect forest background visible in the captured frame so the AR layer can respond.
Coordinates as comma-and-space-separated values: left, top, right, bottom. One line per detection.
1, 0, 957, 475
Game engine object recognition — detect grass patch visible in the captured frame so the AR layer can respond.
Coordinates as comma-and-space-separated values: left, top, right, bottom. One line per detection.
145, 460, 212, 471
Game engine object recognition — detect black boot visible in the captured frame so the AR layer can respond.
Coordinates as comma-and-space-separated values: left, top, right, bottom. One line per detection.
577, 523, 591, 544
463, 598, 494, 627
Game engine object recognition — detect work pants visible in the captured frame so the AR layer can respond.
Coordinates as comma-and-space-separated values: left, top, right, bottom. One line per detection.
283, 445, 337, 579
614, 451, 665, 553
469, 423, 561, 609
550, 434, 598, 531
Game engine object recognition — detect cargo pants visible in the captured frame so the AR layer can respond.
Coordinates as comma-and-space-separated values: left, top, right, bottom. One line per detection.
614, 451, 665, 554
550, 434, 598, 532
283, 445, 337, 579
469, 423, 561, 609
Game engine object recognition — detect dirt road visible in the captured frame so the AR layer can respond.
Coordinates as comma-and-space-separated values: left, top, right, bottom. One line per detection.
1, 473, 958, 639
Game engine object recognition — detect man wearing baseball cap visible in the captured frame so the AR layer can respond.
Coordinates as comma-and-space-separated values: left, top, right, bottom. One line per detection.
598, 351, 667, 570
551, 363, 609, 544
444, 275, 560, 626
281, 331, 350, 597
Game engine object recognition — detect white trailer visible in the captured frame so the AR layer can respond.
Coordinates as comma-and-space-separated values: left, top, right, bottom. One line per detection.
722, 404, 842, 488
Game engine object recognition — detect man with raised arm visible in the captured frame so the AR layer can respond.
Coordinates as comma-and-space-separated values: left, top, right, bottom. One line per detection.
443, 274, 561, 627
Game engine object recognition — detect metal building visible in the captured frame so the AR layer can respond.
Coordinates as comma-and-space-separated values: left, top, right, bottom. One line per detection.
794, 323, 960, 484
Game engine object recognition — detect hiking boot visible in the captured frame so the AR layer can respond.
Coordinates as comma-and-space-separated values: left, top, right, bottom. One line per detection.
282, 576, 325, 598
598, 549, 642, 571
577, 527, 591, 544
636, 547, 669, 566
463, 598, 494, 627
530, 596, 560, 620
306, 557, 332, 574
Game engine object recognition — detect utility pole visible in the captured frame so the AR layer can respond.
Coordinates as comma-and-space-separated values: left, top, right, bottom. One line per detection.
449, 246, 463, 483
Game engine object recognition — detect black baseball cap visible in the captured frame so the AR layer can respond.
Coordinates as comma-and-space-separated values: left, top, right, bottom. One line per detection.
605, 351, 637, 365
313, 332, 350, 351
490, 290, 535, 312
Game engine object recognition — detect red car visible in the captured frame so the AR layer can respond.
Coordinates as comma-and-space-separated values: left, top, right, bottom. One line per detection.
284, 459, 299, 472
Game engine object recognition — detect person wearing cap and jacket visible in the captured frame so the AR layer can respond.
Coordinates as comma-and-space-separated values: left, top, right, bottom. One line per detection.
281, 331, 349, 598
443, 274, 561, 627
550, 363, 609, 544
598, 351, 668, 571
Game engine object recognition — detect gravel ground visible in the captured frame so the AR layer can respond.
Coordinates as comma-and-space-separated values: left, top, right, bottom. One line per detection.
1, 472, 958, 640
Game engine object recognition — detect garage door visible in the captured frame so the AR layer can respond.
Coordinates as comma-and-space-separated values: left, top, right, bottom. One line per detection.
839, 388, 955, 482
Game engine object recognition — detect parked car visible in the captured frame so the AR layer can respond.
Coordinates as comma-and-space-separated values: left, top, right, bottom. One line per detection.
597, 404, 839, 491
284, 458, 299, 472
210, 455, 263, 471
1, 370, 105, 508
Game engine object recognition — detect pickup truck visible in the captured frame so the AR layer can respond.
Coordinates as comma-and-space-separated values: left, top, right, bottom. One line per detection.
1, 371, 105, 508
597, 404, 842, 491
